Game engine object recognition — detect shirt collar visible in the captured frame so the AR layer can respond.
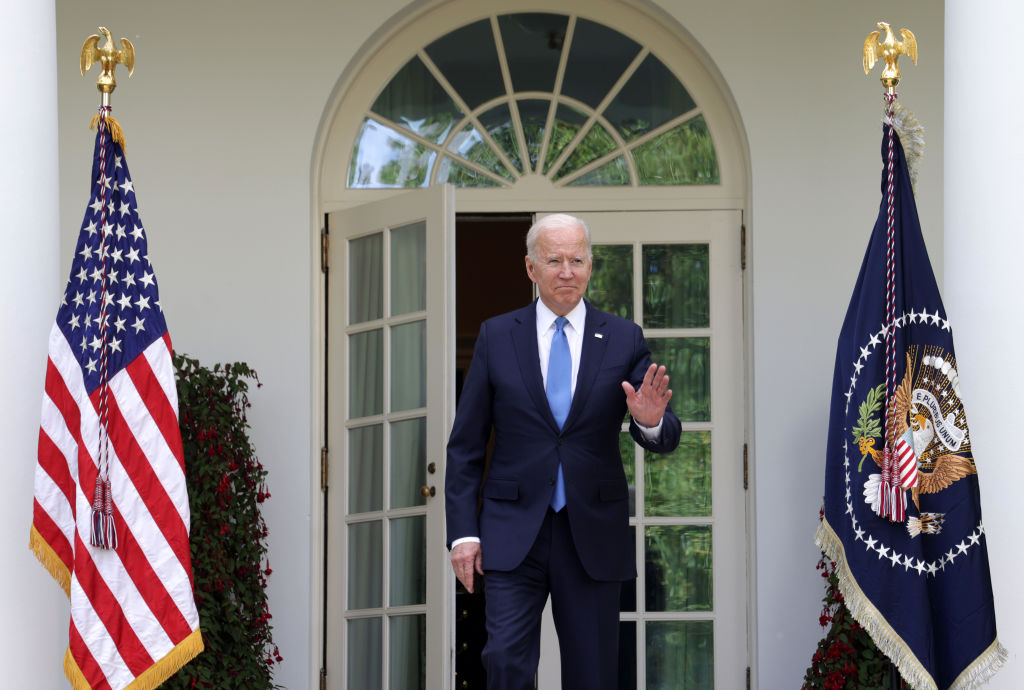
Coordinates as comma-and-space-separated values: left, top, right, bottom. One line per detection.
536, 298, 586, 335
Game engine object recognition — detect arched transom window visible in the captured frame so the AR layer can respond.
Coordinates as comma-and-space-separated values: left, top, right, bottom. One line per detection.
348, 13, 719, 189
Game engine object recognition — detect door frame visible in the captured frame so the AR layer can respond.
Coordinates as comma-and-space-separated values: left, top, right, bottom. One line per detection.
309, 0, 755, 686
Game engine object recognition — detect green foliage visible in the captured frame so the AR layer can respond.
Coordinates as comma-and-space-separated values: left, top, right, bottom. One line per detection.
165, 354, 281, 689
853, 383, 885, 441
803, 515, 906, 689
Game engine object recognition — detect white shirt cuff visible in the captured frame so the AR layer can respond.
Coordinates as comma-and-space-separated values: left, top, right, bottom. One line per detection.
633, 417, 663, 440
451, 536, 480, 548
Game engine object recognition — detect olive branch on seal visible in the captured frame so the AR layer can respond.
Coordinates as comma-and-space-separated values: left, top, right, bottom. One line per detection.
852, 382, 885, 472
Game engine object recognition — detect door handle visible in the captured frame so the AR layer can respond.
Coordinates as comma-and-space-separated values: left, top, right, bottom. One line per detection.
420, 485, 436, 498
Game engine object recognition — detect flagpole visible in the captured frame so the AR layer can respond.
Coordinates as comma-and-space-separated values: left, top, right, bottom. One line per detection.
863, 22, 918, 690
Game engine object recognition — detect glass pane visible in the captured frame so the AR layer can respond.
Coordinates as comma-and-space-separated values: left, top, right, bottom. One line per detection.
391, 222, 426, 315
645, 431, 711, 517
390, 516, 426, 606
350, 233, 383, 323
588, 245, 633, 320
437, 156, 504, 188
604, 54, 696, 141
390, 615, 426, 690
349, 424, 383, 514
566, 156, 629, 187
498, 13, 568, 93
371, 57, 461, 145
391, 418, 427, 509
645, 525, 712, 612
647, 338, 709, 422
634, 115, 719, 185
543, 104, 587, 174
619, 431, 636, 518
350, 329, 383, 418
349, 118, 435, 189
643, 244, 709, 329
447, 125, 514, 181
555, 122, 616, 180
646, 621, 713, 689
518, 99, 550, 171
479, 103, 524, 174
425, 20, 504, 110
391, 321, 426, 412
618, 621, 637, 690
348, 617, 383, 690
349, 521, 383, 609
562, 18, 641, 109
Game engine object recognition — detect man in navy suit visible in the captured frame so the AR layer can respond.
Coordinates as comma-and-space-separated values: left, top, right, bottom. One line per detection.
445, 214, 682, 689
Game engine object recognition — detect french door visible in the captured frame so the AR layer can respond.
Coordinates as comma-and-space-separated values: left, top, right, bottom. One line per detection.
325, 185, 455, 690
537, 210, 746, 689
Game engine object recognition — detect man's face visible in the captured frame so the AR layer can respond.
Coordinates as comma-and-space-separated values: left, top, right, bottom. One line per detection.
525, 223, 593, 316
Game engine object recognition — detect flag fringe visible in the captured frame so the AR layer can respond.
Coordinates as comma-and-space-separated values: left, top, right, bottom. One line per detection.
816, 517, 937, 689
884, 102, 925, 194
29, 524, 71, 597
816, 518, 1006, 690
89, 113, 127, 151
64, 628, 204, 690
949, 638, 1009, 690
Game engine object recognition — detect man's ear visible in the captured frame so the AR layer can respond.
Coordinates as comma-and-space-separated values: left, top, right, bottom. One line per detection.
525, 255, 538, 283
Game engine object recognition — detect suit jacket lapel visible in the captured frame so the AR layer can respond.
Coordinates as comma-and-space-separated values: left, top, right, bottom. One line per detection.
511, 301, 559, 431
563, 302, 608, 431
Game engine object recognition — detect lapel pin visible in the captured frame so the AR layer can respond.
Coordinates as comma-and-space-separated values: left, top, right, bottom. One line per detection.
595, 333, 604, 339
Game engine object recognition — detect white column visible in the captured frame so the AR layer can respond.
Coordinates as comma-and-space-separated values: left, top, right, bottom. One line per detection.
945, 2, 1023, 685
0, 1, 68, 686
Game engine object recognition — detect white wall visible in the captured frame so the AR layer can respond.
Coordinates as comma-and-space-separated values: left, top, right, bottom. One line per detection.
23, 1, 955, 688
945, 2, 1022, 685
0, 1, 70, 687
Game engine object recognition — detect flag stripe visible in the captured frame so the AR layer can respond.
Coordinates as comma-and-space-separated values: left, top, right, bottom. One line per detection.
130, 343, 186, 474
71, 533, 155, 677
67, 623, 112, 690
31, 499, 73, 578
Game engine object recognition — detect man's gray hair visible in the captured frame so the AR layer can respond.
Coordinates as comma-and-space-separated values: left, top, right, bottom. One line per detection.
525, 213, 593, 261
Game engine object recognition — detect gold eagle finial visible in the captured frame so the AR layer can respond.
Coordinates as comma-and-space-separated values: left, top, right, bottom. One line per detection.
80, 27, 135, 97
863, 22, 917, 94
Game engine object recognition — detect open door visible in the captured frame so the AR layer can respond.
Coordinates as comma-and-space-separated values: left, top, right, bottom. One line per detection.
325, 185, 455, 689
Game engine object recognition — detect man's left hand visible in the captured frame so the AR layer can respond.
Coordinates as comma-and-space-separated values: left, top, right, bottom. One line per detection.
622, 363, 672, 427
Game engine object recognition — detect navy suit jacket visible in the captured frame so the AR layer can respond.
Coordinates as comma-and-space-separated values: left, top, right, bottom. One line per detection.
445, 299, 682, 582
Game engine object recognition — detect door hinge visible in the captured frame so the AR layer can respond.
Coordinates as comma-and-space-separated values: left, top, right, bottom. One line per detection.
746, 666, 751, 690
319, 666, 327, 690
321, 228, 329, 274
740, 223, 747, 270
743, 443, 749, 491
321, 446, 329, 491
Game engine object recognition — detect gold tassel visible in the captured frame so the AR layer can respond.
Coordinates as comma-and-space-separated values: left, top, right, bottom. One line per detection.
89, 113, 127, 150
64, 629, 205, 690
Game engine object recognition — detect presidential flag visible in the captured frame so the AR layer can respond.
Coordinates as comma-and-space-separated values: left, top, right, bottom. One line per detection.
816, 106, 1006, 689
30, 109, 203, 689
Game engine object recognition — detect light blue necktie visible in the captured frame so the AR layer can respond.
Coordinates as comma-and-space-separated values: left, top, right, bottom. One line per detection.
547, 316, 570, 511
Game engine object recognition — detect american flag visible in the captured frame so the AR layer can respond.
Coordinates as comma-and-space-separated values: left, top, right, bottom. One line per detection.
30, 111, 203, 689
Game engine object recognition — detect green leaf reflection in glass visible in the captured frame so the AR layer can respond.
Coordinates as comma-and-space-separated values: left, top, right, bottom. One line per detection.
646, 621, 714, 688
479, 103, 523, 174
566, 156, 629, 186
349, 119, 435, 189
447, 124, 514, 181
543, 104, 587, 174
371, 56, 461, 145
437, 156, 503, 188
587, 244, 633, 320
633, 115, 719, 185
555, 122, 616, 180
643, 244, 709, 329
646, 431, 710, 517
645, 525, 712, 612
648, 338, 709, 422
518, 99, 550, 171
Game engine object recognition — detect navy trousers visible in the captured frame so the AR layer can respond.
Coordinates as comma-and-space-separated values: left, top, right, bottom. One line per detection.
481, 508, 622, 690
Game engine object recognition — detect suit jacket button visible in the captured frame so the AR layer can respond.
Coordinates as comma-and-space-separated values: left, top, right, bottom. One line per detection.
549, 478, 556, 485
557, 438, 564, 446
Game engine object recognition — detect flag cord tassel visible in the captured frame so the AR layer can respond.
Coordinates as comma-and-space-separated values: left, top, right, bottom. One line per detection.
877, 91, 908, 524
89, 106, 118, 551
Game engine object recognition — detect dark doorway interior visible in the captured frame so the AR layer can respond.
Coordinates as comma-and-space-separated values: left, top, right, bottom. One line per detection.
453, 213, 534, 690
